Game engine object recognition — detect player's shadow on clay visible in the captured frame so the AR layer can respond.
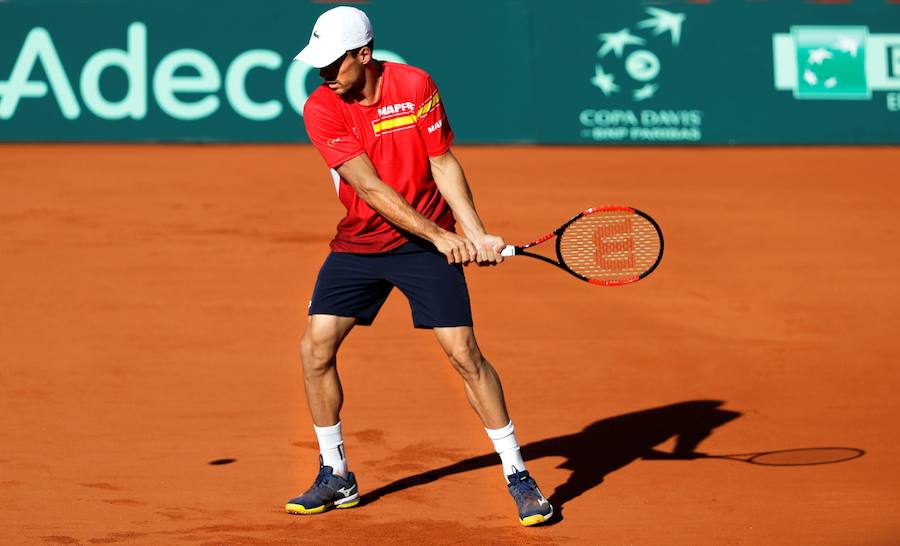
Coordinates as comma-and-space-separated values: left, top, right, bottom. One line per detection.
362, 400, 741, 524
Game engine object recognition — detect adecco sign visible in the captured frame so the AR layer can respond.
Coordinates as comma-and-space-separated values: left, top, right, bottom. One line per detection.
0, 22, 406, 121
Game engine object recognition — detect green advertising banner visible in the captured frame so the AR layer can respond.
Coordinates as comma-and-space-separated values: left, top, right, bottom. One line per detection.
0, 0, 898, 143
533, 0, 900, 144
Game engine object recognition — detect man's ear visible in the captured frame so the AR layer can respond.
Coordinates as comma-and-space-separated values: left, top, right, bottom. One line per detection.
358, 46, 373, 65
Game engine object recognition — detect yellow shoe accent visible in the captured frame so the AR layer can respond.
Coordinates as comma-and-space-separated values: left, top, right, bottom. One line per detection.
336, 499, 360, 509
520, 514, 547, 527
285, 503, 326, 515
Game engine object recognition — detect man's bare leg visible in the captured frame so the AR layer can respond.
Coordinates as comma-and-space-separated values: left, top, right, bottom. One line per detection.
433, 325, 553, 526
298, 314, 356, 479
286, 314, 361, 516
433, 326, 510, 429
300, 314, 356, 427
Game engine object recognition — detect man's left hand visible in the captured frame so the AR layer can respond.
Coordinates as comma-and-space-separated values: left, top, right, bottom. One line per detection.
468, 233, 506, 265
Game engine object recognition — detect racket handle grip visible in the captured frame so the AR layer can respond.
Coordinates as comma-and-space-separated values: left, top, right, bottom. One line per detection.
500, 245, 516, 257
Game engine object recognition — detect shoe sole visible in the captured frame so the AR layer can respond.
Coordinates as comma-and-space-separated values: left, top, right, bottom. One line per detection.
520, 506, 553, 527
285, 493, 360, 515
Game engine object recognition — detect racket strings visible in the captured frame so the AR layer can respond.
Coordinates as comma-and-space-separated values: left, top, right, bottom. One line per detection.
559, 210, 662, 281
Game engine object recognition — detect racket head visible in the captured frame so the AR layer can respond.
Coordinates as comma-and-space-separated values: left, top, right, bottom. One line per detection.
555, 206, 664, 286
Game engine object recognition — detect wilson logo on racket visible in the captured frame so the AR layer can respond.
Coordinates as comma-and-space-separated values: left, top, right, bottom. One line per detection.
500, 206, 663, 286
593, 218, 636, 272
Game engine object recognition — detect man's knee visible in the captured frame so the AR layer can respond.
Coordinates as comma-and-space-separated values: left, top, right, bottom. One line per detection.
447, 342, 486, 382
300, 331, 340, 375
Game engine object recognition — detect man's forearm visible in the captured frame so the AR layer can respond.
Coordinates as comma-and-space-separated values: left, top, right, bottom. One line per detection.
335, 152, 478, 264
429, 151, 486, 239
336, 154, 445, 242
360, 181, 444, 241
347, 165, 478, 263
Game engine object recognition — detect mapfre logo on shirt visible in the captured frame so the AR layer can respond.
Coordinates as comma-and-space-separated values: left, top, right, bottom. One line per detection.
377, 102, 414, 117
372, 101, 417, 137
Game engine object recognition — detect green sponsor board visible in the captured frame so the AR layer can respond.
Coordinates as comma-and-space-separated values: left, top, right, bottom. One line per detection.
0, 0, 898, 143
530, 0, 900, 144
0, 0, 534, 142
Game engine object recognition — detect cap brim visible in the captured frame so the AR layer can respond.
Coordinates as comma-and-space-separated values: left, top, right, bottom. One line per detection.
293, 42, 346, 68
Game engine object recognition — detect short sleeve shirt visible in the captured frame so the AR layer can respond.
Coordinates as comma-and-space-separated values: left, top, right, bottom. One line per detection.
303, 62, 456, 253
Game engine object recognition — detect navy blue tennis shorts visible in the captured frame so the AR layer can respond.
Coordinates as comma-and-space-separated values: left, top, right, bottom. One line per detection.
308, 239, 473, 329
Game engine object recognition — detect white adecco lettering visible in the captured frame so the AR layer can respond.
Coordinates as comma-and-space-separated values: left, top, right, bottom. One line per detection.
0, 22, 407, 121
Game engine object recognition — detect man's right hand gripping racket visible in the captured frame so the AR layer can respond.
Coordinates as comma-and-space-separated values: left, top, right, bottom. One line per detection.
500, 206, 664, 286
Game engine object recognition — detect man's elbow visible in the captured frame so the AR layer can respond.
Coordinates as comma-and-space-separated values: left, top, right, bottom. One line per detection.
347, 176, 382, 203
361, 176, 382, 194
428, 150, 453, 172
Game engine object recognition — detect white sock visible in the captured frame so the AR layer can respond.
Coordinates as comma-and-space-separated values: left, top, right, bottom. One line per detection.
314, 421, 348, 477
486, 420, 526, 482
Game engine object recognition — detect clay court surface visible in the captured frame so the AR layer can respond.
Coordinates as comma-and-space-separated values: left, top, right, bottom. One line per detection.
1, 145, 898, 544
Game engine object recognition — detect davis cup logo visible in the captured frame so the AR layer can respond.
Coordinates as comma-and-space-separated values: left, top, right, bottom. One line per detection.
580, 7, 703, 143
591, 7, 686, 102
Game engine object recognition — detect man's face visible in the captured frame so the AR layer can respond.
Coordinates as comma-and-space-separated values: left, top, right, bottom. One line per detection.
319, 50, 365, 95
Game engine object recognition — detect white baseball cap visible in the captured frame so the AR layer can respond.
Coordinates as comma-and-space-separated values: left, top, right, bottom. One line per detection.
294, 7, 374, 68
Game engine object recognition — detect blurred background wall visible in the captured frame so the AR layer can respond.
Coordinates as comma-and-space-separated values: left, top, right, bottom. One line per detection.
0, 0, 898, 143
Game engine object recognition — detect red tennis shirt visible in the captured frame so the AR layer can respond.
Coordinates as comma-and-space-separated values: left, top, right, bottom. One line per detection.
303, 62, 456, 253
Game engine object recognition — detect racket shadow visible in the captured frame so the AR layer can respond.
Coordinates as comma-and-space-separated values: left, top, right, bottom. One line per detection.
643, 446, 866, 466
360, 400, 742, 523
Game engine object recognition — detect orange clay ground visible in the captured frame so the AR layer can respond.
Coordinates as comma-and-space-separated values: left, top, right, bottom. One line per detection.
1, 145, 899, 545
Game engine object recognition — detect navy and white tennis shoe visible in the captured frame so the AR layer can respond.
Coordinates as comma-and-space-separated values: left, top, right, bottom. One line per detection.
506, 467, 553, 526
285, 462, 360, 515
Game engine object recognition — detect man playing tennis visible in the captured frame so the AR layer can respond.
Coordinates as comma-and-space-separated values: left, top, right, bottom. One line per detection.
285, 6, 553, 527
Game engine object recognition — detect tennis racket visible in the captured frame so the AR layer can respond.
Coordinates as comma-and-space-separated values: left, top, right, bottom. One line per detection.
500, 206, 664, 286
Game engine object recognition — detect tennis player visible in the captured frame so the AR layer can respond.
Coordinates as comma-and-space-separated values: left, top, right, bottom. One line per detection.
284, 6, 553, 527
